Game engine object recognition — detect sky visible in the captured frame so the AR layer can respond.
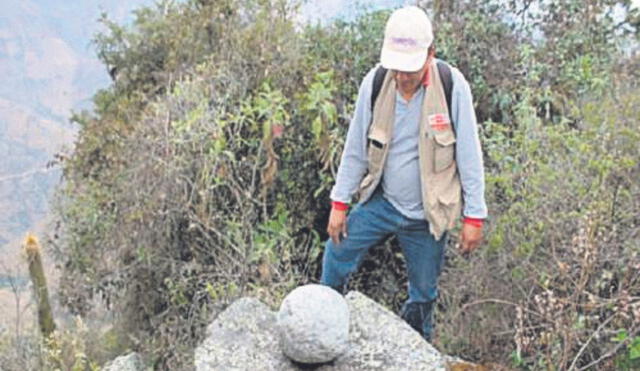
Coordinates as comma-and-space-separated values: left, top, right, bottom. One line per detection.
299, 0, 407, 24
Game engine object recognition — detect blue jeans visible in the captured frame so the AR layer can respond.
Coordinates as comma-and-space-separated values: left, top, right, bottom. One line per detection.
320, 190, 447, 340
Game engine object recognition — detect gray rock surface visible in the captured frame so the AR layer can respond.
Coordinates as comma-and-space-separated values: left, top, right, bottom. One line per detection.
194, 297, 295, 371
330, 291, 447, 370
195, 290, 452, 370
277, 284, 349, 363
103, 352, 144, 371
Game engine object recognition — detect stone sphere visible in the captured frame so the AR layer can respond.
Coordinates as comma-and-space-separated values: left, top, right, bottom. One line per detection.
276, 284, 349, 363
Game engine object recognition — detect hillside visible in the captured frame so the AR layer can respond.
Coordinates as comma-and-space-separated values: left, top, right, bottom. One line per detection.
0, 0, 153, 257
0, 0, 154, 341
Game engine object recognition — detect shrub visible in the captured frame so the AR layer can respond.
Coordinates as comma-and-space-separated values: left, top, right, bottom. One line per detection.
438, 80, 640, 369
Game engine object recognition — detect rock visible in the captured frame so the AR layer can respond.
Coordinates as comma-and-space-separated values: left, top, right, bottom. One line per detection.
195, 290, 458, 370
194, 297, 297, 371
319, 291, 447, 370
103, 352, 144, 371
277, 284, 349, 363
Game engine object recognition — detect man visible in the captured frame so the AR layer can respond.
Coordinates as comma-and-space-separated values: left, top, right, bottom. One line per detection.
320, 6, 487, 342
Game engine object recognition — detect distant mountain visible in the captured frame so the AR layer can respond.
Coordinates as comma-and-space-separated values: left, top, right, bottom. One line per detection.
0, 0, 153, 255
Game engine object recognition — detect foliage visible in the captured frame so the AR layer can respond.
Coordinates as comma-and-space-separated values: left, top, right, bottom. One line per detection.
0, 317, 104, 371
438, 82, 640, 369
43, 0, 640, 369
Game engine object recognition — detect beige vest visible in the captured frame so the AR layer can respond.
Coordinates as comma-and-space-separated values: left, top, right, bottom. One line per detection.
357, 61, 462, 240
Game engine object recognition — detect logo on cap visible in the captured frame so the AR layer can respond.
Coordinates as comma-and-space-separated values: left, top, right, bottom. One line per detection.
391, 37, 418, 48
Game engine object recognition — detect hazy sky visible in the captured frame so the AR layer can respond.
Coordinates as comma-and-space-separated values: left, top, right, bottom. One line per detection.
299, 0, 406, 23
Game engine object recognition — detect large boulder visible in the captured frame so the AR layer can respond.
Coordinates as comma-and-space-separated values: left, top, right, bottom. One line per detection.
194, 297, 293, 371
195, 290, 454, 370
336, 291, 447, 370
277, 284, 349, 363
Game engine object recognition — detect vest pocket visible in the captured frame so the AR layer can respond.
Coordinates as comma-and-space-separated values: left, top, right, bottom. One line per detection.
433, 131, 456, 172
367, 129, 388, 175
438, 181, 462, 229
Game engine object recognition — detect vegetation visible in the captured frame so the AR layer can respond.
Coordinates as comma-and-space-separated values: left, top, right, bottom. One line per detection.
2, 0, 639, 369
24, 234, 56, 340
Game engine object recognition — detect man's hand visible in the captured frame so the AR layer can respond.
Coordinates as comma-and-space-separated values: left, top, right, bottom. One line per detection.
459, 222, 483, 255
327, 208, 348, 245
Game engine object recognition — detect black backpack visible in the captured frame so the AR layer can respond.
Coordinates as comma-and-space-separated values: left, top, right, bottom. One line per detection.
370, 60, 455, 132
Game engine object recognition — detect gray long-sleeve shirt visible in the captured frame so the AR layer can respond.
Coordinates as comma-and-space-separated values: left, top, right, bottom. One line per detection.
330, 62, 488, 220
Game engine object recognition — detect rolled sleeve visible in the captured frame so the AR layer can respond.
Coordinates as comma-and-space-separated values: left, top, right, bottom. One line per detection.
450, 68, 488, 219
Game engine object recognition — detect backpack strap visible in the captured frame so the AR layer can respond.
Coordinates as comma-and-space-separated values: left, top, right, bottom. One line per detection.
436, 60, 454, 130
370, 61, 456, 133
371, 65, 388, 111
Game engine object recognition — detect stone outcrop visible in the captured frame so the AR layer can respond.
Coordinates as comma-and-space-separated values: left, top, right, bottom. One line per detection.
195, 290, 454, 370
195, 297, 289, 370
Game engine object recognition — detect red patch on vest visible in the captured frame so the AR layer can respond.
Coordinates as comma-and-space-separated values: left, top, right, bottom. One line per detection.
429, 113, 450, 131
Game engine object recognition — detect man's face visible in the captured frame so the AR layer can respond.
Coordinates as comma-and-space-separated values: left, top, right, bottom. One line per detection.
393, 55, 432, 94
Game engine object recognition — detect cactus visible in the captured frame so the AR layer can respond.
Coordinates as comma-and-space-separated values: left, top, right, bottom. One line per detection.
23, 233, 56, 338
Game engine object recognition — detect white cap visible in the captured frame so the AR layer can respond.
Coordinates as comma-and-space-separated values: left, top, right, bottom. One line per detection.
380, 6, 433, 72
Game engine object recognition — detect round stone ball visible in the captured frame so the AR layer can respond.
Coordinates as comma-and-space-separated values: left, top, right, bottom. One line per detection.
276, 284, 349, 363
